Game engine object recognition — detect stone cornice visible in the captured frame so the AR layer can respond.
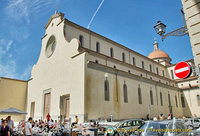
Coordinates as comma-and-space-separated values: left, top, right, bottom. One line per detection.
80, 47, 175, 83
87, 61, 179, 91
63, 19, 166, 68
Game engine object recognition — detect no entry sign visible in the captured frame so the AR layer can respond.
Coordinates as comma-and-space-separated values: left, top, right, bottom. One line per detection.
174, 62, 192, 79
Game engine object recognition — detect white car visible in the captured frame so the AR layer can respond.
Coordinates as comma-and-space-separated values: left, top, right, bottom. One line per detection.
183, 118, 200, 129
134, 120, 189, 136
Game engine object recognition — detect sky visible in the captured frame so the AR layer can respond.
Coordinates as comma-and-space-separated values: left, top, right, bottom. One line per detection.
0, 0, 193, 81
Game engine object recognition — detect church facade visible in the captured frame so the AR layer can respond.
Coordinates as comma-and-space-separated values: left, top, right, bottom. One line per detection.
26, 12, 199, 123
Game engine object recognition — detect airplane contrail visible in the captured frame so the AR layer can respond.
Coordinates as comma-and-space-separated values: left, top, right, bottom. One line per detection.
87, 0, 105, 29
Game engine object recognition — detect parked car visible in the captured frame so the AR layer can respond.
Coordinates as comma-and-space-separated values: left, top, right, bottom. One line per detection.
184, 118, 200, 129
110, 119, 144, 135
134, 120, 190, 136
189, 127, 200, 136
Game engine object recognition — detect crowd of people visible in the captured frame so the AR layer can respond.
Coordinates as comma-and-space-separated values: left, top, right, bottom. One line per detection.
0, 114, 79, 136
17, 117, 61, 136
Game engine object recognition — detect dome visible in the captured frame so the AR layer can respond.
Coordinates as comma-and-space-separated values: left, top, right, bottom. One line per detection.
148, 50, 170, 59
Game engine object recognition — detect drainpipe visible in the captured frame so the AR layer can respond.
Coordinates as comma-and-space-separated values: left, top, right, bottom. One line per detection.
115, 70, 119, 102
155, 82, 158, 105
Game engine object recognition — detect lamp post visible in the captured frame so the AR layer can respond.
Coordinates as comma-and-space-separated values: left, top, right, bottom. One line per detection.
154, 21, 188, 41
154, 21, 200, 86
154, 21, 166, 36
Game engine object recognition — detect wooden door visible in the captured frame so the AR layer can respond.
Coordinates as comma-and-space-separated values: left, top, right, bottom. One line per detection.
44, 93, 51, 119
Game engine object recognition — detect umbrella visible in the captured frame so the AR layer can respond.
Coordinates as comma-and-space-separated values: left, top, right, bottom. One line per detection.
0, 107, 27, 115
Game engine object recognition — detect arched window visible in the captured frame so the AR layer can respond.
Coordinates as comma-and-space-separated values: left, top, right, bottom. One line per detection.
110, 48, 114, 57
150, 90, 153, 105
197, 95, 200, 106
104, 80, 110, 101
133, 57, 135, 65
138, 86, 142, 104
171, 70, 174, 79
168, 93, 171, 106
123, 84, 128, 103
175, 95, 178, 107
142, 61, 144, 69
96, 42, 100, 53
181, 94, 185, 107
162, 70, 165, 77
156, 67, 159, 75
79, 35, 84, 47
149, 64, 152, 72
122, 53, 125, 62
160, 92, 163, 106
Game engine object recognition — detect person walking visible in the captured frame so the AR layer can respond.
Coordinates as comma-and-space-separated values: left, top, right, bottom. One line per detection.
0, 120, 10, 136
46, 113, 51, 122
7, 116, 14, 135
24, 117, 33, 136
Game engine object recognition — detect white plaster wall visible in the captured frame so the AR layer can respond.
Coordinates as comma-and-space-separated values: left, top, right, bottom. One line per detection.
85, 61, 184, 120
27, 15, 86, 122
64, 22, 167, 76
183, 88, 200, 117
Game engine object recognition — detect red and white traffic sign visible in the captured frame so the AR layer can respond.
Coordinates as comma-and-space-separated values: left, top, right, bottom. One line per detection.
174, 62, 192, 79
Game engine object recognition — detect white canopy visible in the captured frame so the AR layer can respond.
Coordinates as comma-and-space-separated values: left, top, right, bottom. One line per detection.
0, 107, 27, 115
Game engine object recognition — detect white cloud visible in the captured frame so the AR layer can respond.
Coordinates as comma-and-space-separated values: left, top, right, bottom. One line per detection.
0, 39, 13, 57
20, 65, 32, 80
6, 40, 13, 51
5, 0, 60, 24
0, 39, 17, 78
0, 0, 61, 80
5, 0, 30, 24
0, 38, 32, 80
0, 60, 17, 79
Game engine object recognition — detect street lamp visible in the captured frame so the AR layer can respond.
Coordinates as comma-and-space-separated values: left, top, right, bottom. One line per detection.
154, 21, 166, 36
154, 21, 188, 41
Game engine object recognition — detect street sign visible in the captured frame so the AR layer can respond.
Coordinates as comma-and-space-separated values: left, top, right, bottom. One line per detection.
106, 127, 114, 134
174, 62, 192, 79
148, 104, 151, 111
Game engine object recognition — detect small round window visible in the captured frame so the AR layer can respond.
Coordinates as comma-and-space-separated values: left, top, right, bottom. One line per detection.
45, 35, 56, 58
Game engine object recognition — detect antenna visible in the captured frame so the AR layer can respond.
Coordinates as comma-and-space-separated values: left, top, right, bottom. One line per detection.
87, 0, 105, 29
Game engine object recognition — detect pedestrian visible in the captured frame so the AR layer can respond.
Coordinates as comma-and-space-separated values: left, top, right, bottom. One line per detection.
0, 118, 3, 125
167, 114, 171, 120
55, 120, 58, 128
170, 113, 173, 119
0, 120, 10, 136
0, 118, 3, 129
49, 119, 55, 129
160, 113, 164, 120
7, 116, 14, 135
46, 113, 51, 122
146, 114, 149, 120
71, 116, 79, 127
24, 117, 33, 136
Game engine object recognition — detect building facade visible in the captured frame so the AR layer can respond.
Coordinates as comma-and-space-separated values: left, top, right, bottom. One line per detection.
168, 59, 200, 117
181, 0, 200, 67
27, 12, 197, 123
0, 77, 27, 122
